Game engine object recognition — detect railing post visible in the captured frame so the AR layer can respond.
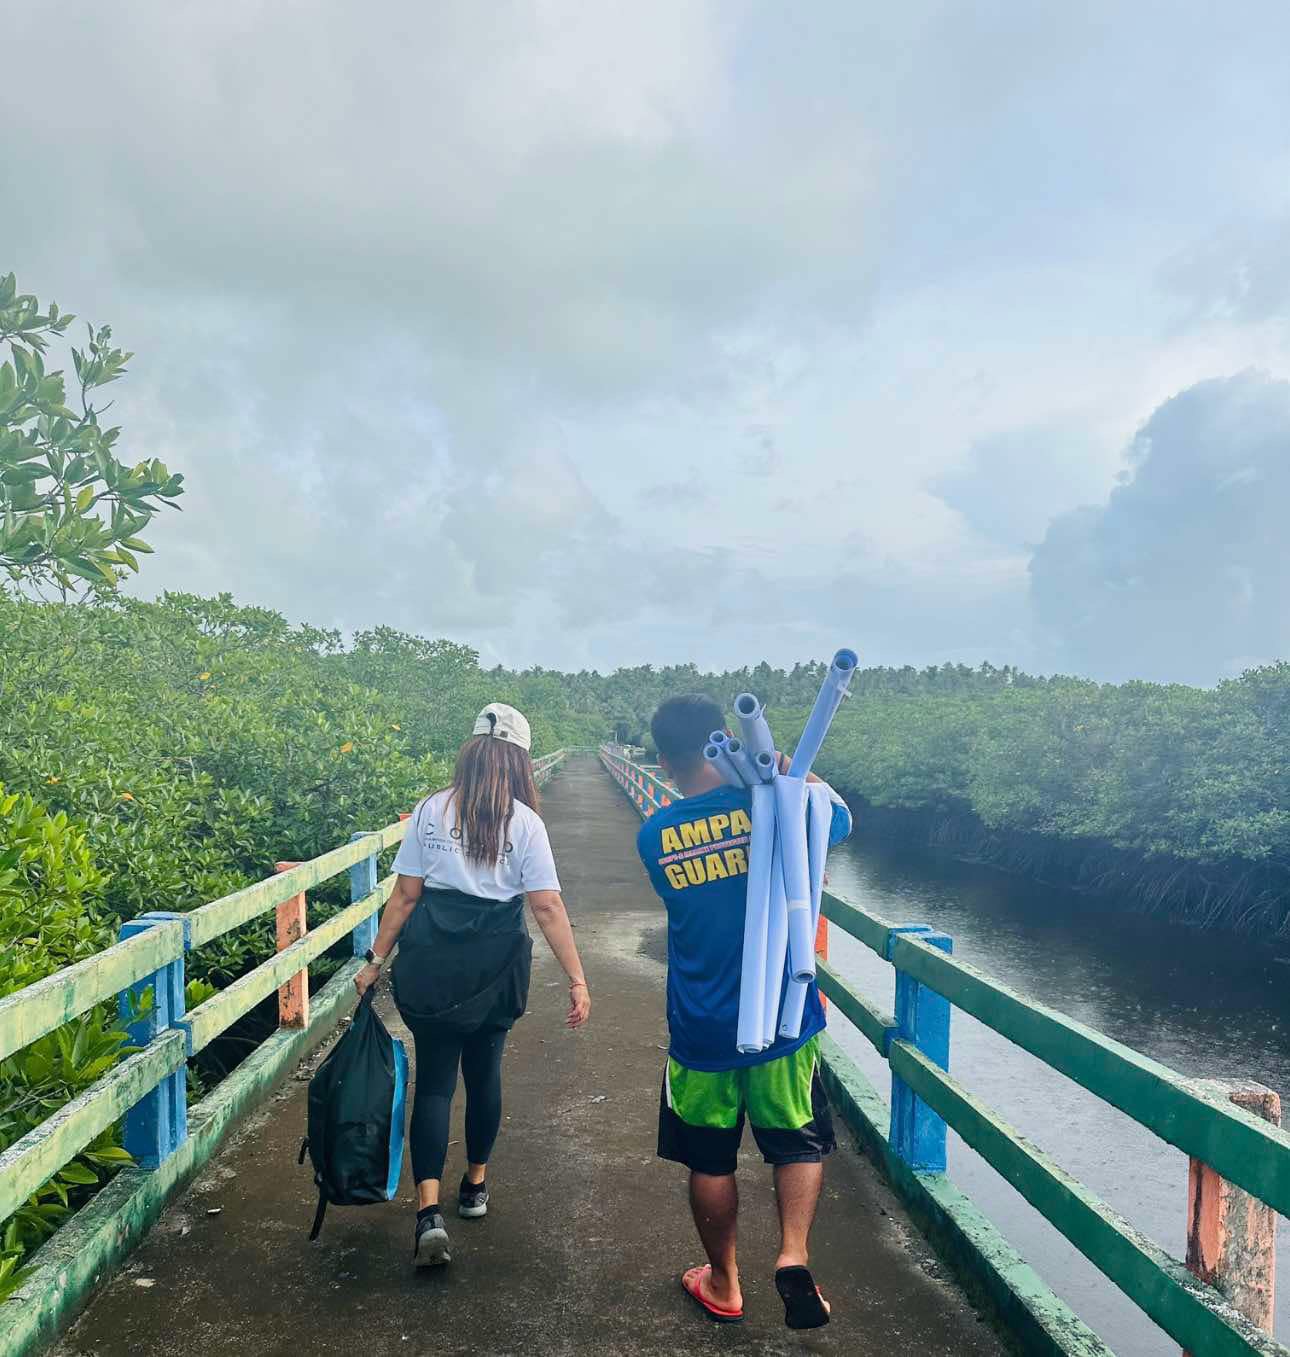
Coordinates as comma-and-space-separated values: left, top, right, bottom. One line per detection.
349, 831, 380, 958
887, 925, 952, 1171
1182, 1079, 1281, 1353
117, 913, 188, 1169
272, 862, 309, 1029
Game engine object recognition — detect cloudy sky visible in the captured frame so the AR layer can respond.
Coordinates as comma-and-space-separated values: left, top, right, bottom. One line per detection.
7, 2, 1290, 683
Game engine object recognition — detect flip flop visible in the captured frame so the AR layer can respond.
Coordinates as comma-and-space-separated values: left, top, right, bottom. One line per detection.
681, 1265, 744, 1324
775, 1265, 830, 1329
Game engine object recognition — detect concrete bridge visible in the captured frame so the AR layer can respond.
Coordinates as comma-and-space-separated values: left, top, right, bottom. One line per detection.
2, 754, 1288, 1356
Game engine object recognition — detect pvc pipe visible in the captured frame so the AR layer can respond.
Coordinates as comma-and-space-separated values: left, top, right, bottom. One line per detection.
761, 830, 788, 1048
753, 749, 778, 783
735, 783, 776, 1054
708, 728, 730, 749
704, 742, 745, 789
734, 693, 775, 763
775, 776, 814, 982
724, 737, 758, 788
779, 784, 835, 1040
787, 649, 859, 779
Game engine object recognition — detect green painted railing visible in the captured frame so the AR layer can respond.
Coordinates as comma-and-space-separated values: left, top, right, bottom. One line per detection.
599, 744, 1289, 1356
0, 750, 570, 1356
531, 749, 569, 783
816, 893, 1290, 1356
0, 818, 408, 1247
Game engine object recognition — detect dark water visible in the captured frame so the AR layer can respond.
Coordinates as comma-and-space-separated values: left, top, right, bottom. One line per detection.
824, 833, 1290, 1356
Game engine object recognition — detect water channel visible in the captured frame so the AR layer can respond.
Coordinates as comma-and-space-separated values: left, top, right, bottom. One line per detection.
825, 834, 1290, 1354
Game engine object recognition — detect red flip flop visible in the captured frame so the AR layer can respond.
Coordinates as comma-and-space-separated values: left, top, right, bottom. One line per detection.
681, 1265, 744, 1324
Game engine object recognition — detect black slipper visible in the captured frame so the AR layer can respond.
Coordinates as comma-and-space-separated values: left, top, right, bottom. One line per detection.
775, 1265, 830, 1329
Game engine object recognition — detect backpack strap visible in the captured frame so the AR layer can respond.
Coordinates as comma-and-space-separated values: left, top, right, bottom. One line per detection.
309, 1186, 328, 1241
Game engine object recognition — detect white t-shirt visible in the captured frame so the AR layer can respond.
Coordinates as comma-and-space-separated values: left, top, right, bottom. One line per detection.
391, 789, 562, 900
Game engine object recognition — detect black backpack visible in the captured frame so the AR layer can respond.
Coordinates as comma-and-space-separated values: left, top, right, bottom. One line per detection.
298, 991, 408, 1239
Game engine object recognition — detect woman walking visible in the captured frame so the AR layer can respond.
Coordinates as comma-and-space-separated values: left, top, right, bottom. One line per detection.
353, 703, 591, 1266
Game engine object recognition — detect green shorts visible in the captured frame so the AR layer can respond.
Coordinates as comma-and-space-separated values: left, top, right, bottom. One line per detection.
657, 1036, 836, 1176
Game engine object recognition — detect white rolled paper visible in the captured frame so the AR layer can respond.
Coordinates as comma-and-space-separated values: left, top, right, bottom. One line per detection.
775, 775, 814, 983
779, 783, 835, 1041
735, 782, 776, 1053
761, 828, 788, 1048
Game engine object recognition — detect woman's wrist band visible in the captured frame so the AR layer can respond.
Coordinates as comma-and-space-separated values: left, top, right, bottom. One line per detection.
569, 979, 587, 989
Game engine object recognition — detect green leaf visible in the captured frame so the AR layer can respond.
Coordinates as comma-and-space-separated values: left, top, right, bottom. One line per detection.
77, 1054, 120, 1081
0, 464, 48, 485
83, 1145, 133, 1167
103, 546, 139, 572
56, 1162, 99, 1187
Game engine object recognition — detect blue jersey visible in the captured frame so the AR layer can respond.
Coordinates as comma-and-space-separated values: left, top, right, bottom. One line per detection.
636, 783, 853, 1072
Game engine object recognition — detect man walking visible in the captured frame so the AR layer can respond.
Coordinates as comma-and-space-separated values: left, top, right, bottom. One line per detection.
635, 694, 853, 1329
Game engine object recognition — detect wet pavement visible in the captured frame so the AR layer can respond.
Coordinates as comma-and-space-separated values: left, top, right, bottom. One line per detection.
54, 756, 1005, 1357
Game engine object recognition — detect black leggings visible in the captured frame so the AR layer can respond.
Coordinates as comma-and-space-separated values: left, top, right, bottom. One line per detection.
406, 1022, 508, 1183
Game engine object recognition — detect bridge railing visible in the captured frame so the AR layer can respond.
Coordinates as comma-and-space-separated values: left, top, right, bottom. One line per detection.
599, 745, 679, 815
0, 750, 570, 1353
598, 745, 1290, 1357
531, 748, 569, 782
0, 819, 408, 1231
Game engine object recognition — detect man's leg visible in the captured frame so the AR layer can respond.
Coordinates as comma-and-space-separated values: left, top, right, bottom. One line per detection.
748, 1038, 836, 1326
773, 1160, 823, 1270
689, 1171, 742, 1310
657, 1059, 745, 1315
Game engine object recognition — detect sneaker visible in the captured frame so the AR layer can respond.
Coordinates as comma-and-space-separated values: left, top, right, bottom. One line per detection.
413, 1208, 451, 1267
458, 1176, 489, 1219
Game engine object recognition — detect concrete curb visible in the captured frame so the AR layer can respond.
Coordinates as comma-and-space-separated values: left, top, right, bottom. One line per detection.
0, 958, 365, 1357
819, 1034, 1113, 1357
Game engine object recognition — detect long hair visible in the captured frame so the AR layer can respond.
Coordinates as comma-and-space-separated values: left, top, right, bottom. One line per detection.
449, 735, 540, 867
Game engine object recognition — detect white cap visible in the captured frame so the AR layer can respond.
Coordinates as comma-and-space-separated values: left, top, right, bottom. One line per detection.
472, 702, 532, 752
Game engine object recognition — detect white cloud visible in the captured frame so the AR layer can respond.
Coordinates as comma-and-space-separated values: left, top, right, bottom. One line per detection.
5, 1, 1290, 677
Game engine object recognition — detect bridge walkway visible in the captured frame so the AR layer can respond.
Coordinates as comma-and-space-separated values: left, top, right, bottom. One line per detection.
52, 756, 1003, 1357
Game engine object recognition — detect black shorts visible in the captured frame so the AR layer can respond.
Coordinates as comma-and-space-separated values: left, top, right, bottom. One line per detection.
657, 1037, 836, 1177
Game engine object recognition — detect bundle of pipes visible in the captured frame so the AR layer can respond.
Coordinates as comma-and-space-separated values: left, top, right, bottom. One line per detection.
703, 649, 858, 1055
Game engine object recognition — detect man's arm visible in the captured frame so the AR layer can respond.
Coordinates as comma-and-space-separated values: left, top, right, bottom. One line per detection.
775, 752, 853, 844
